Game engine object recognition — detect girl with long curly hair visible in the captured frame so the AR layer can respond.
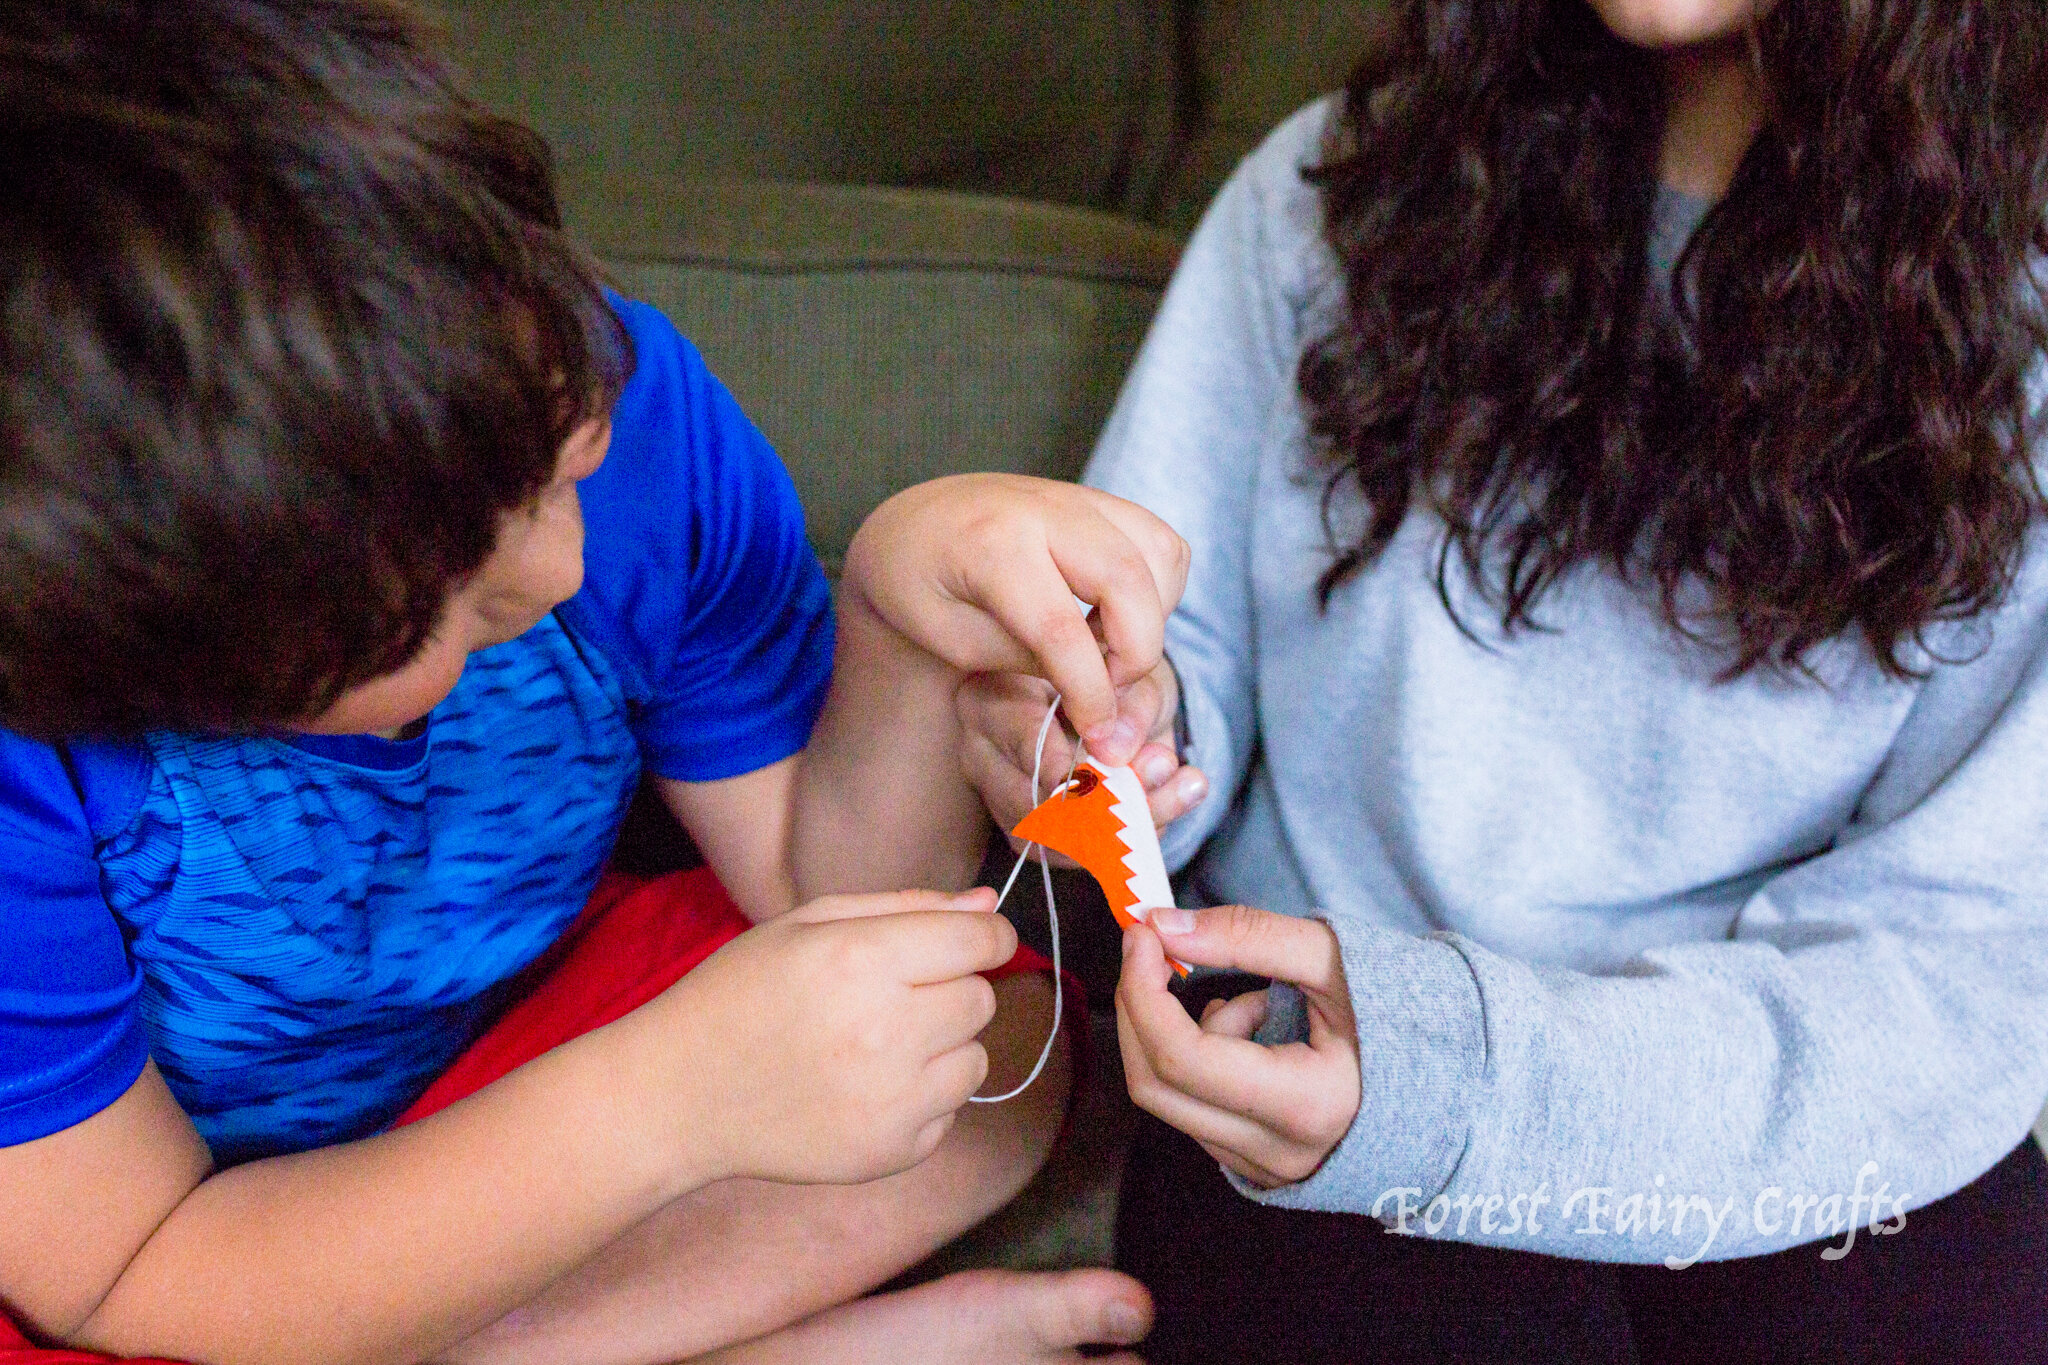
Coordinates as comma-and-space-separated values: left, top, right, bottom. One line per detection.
962, 0, 2048, 1357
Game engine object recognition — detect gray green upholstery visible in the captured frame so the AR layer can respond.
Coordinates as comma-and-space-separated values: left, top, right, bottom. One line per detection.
587, 182, 1180, 573
430, 0, 1393, 236
431, 0, 1182, 222
1160, 0, 1393, 234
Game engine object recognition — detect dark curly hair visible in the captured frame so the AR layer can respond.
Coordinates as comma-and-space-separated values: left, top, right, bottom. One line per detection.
0, 0, 629, 738
1301, 0, 2048, 677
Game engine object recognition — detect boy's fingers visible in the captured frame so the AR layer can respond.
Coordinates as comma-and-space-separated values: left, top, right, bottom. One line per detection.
911, 1114, 957, 1165
927, 1039, 993, 1112
1113, 674, 1166, 752
974, 562, 1120, 741
1047, 503, 1167, 677
794, 902, 1016, 984
793, 887, 996, 924
1150, 906, 1346, 998
883, 909, 1020, 984
909, 974, 1002, 1054
1045, 512, 1175, 751
1084, 489, 1191, 616
945, 487, 1182, 760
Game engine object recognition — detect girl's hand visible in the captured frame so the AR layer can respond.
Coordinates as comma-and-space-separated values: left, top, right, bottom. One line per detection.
1116, 906, 1362, 1189
844, 474, 1189, 764
635, 887, 1018, 1188
956, 659, 1209, 837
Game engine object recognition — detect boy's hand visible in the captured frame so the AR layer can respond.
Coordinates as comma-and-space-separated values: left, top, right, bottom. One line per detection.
844, 474, 1189, 765
956, 659, 1208, 838
1116, 907, 1362, 1190
636, 887, 1018, 1188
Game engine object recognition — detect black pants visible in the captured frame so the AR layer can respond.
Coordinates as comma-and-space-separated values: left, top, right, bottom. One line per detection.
1114, 998, 2048, 1362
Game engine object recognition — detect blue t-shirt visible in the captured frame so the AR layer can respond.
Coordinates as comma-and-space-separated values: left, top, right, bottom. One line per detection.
0, 298, 833, 1164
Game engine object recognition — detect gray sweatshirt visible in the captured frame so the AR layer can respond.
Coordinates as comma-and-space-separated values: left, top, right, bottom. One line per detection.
1085, 98, 2048, 1265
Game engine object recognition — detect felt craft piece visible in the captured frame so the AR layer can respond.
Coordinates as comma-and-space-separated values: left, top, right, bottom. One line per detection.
1013, 755, 1190, 977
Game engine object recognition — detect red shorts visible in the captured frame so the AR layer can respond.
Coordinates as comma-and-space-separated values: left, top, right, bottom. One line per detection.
0, 869, 1070, 1363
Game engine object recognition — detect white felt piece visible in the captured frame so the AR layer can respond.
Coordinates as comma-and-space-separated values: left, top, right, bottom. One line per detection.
1082, 755, 1190, 976
1085, 753, 1176, 916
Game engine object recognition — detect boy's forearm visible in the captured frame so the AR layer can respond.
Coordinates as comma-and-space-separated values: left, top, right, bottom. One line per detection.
75, 1009, 716, 1365
792, 584, 990, 901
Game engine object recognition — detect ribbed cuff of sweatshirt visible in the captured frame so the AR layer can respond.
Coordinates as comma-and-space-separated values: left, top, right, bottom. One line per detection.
1227, 925, 1487, 1218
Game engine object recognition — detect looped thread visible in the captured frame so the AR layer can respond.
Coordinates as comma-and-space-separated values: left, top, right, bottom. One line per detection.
966, 695, 1065, 1104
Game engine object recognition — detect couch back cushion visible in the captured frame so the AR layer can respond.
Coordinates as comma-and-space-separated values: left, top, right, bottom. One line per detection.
587, 182, 1179, 572
437, 0, 1182, 219
1153, 0, 1393, 234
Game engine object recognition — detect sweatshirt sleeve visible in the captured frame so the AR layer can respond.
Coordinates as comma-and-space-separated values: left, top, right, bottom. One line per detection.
1247, 538, 2048, 1264
1083, 99, 1336, 874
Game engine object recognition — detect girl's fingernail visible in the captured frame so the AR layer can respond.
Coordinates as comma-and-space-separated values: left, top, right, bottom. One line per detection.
1178, 772, 1208, 805
1106, 1303, 1147, 1342
1088, 718, 1140, 757
1137, 751, 1175, 786
1152, 907, 1197, 934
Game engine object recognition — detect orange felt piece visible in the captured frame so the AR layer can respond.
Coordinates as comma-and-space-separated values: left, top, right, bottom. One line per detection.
1013, 763, 1190, 977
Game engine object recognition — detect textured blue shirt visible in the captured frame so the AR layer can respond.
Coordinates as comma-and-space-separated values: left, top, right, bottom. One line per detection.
0, 298, 833, 1162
